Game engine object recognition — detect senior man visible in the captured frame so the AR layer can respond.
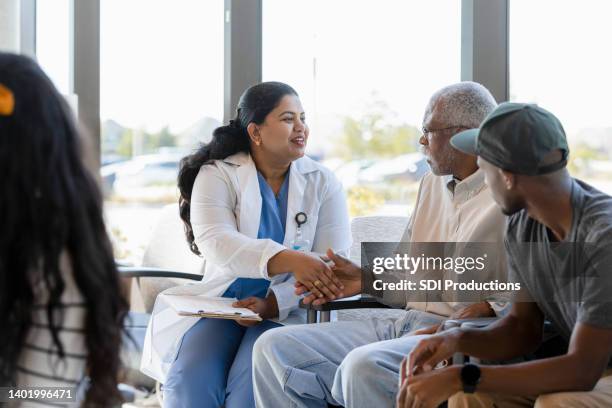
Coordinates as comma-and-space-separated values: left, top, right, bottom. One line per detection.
252, 82, 507, 408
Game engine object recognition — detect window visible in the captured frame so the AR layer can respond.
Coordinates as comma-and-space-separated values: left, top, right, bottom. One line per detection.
263, 0, 461, 217
510, 0, 612, 192
36, 0, 71, 95
101, 0, 224, 262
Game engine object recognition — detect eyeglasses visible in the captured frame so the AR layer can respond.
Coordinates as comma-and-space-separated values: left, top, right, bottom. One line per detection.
421, 125, 467, 136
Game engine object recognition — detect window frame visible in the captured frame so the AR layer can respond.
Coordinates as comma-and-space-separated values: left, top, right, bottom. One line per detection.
22, 0, 510, 165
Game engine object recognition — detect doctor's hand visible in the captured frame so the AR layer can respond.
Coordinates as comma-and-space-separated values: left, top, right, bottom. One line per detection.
297, 249, 363, 306
233, 293, 279, 327
271, 250, 345, 300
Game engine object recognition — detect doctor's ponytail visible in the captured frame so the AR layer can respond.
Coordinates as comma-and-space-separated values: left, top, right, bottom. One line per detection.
178, 81, 298, 255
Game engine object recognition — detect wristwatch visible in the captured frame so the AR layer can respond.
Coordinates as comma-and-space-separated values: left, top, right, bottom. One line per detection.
460, 363, 481, 393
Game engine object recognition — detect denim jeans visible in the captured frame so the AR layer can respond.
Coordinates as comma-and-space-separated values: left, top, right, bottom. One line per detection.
252, 309, 445, 408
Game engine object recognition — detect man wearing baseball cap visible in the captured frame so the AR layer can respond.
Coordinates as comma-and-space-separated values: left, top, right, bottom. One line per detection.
397, 103, 612, 408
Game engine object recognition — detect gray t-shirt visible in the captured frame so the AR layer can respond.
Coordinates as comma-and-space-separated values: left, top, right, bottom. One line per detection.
506, 179, 612, 347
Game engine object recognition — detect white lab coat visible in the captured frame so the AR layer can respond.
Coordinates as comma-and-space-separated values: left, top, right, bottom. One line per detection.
140, 152, 352, 383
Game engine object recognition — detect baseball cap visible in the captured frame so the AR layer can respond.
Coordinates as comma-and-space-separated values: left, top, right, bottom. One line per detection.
450, 102, 569, 175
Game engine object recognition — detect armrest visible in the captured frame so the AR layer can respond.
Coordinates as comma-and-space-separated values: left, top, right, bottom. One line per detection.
117, 266, 202, 281
299, 295, 394, 312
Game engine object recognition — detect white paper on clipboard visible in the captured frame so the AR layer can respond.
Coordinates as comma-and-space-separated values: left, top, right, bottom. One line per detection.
161, 294, 262, 321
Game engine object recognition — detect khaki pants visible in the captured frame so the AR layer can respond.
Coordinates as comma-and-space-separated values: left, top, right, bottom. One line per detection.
449, 369, 612, 408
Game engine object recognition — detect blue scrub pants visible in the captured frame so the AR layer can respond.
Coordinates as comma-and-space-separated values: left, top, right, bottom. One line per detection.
163, 278, 281, 408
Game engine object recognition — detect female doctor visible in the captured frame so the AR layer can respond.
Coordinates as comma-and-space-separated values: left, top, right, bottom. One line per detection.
146, 82, 352, 407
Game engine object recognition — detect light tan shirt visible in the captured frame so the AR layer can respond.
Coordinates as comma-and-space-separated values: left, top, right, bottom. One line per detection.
381, 170, 507, 316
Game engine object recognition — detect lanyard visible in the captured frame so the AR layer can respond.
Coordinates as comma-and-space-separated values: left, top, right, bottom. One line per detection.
292, 212, 309, 251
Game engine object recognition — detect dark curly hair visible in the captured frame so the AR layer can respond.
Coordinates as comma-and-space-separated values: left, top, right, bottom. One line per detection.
0, 52, 128, 406
178, 81, 298, 255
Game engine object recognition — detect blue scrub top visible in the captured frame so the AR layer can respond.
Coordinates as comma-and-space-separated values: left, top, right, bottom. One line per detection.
256, 170, 290, 244
222, 169, 290, 299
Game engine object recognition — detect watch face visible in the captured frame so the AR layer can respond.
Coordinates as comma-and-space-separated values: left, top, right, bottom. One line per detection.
461, 363, 481, 385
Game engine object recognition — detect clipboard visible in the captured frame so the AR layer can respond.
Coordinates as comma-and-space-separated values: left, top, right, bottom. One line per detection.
162, 294, 262, 321
177, 311, 262, 321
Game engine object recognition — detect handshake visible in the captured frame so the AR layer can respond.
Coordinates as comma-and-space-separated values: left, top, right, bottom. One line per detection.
234, 248, 363, 326
290, 248, 363, 306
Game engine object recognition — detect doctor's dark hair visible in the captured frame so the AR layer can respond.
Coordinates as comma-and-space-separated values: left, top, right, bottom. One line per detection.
0, 53, 128, 406
178, 81, 298, 255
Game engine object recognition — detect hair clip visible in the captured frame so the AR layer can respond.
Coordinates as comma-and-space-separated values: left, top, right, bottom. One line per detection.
0, 83, 15, 116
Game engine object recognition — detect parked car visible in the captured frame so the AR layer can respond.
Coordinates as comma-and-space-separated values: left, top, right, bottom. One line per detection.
358, 153, 427, 183
101, 153, 184, 201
